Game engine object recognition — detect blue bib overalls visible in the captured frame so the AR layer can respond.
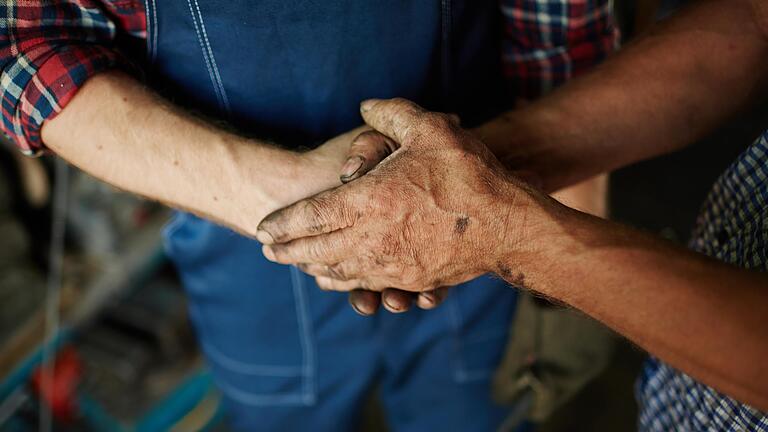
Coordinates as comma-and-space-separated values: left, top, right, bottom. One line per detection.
150, 1, 518, 430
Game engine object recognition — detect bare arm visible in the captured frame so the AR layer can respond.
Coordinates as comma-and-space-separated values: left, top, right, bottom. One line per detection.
41, 71, 363, 237
251, 0, 768, 408
514, 198, 768, 411
477, 0, 768, 192
255, 98, 768, 411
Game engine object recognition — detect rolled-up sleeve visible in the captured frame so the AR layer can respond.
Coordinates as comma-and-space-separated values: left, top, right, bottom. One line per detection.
1, 0, 145, 156
502, 0, 620, 99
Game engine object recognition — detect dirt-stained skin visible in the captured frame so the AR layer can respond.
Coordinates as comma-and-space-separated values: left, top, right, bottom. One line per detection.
257, 98, 542, 293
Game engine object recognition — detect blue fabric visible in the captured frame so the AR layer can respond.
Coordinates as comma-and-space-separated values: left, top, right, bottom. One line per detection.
152, 1, 516, 430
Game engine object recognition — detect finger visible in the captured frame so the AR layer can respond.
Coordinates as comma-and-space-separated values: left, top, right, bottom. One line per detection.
263, 229, 358, 265
297, 259, 365, 281
315, 276, 390, 292
256, 189, 353, 245
315, 276, 359, 292
359, 98, 427, 145
416, 286, 450, 310
315, 276, 368, 292
381, 288, 414, 313
348, 289, 381, 316
340, 130, 400, 182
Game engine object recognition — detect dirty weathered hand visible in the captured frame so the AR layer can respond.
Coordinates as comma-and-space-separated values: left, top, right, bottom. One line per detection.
257, 98, 541, 293
332, 129, 451, 315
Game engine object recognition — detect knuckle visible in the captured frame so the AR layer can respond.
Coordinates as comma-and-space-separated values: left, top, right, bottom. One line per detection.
269, 245, 287, 262
355, 129, 381, 143
400, 268, 422, 288
327, 263, 348, 280
297, 263, 315, 275
431, 113, 454, 129
402, 281, 421, 292
427, 113, 462, 138
360, 278, 385, 291
307, 241, 326, 260
390, 97, 410, 108
303, 199, 327, 231
385, 262, 406, 277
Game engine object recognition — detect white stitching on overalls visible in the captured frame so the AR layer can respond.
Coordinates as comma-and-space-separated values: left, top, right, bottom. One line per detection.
143, 0, 158, 62
186, 0, 226, 113
290, 266, 317, 405
190, 0, 232, 113
201, 341, 306, 376
213, 378, 312, 406
179, 3, 314, 403
188, 297, 311, 379
150, 0, 158, 62
142, 0, 151, 59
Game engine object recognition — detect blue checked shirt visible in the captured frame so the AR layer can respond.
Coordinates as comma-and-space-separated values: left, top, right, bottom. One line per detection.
637, 131, 768, 431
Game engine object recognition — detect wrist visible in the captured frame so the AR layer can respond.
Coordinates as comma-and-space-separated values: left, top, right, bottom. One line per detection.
473, 109, 552, 185
223, 138, 304, 236
474, 105, 586, 193
484, 176, 572, 291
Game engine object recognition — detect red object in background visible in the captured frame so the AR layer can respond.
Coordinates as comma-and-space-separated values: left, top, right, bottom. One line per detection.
31, 347, 83, 423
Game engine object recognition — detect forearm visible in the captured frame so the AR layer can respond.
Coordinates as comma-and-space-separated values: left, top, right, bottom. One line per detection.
478, 0, 768, 192
485, 0, 768, 402
255, 96, 767, 406
41, 71, 339, 236
505, 197, 768, 410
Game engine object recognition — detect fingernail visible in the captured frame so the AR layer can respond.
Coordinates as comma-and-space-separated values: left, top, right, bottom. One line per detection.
350, 301, 372, 316
360, 99, 377, 113
340, 156, 364, 181
256, 230, 274, 244
383, 297, 405, 313
262, 245, 276, 261
419, 292, 435, 305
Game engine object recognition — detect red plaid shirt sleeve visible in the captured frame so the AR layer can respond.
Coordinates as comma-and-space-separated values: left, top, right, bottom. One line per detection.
502, 0, 619, 100
2, 1, 615, 155
1, 0, 146, 156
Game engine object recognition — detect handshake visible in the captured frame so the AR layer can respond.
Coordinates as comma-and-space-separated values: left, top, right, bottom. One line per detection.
255, 98, 556, 316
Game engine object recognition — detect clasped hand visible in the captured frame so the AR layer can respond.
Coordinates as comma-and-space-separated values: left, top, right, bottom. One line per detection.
259, 98, 549, 314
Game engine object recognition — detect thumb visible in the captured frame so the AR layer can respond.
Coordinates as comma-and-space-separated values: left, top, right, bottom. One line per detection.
359, 98, 427, 145
340, 130, 400, 183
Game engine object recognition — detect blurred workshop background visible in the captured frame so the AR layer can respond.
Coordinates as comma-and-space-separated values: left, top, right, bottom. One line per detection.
1, 0, 765, 431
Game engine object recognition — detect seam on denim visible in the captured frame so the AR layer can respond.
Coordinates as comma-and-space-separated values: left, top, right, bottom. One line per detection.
142, 0, 151, 59
291, 266, 317, 404
445, 290, 468, 382
149, 0, 158, 63
186, 0, 226, 112
191, 0, 231, 113
187, 299, 306, 375
214, 378, 312, 406
202, 341, 306, 376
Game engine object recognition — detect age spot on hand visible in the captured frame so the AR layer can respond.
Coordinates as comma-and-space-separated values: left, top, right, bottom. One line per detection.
454, 216, 470, 235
